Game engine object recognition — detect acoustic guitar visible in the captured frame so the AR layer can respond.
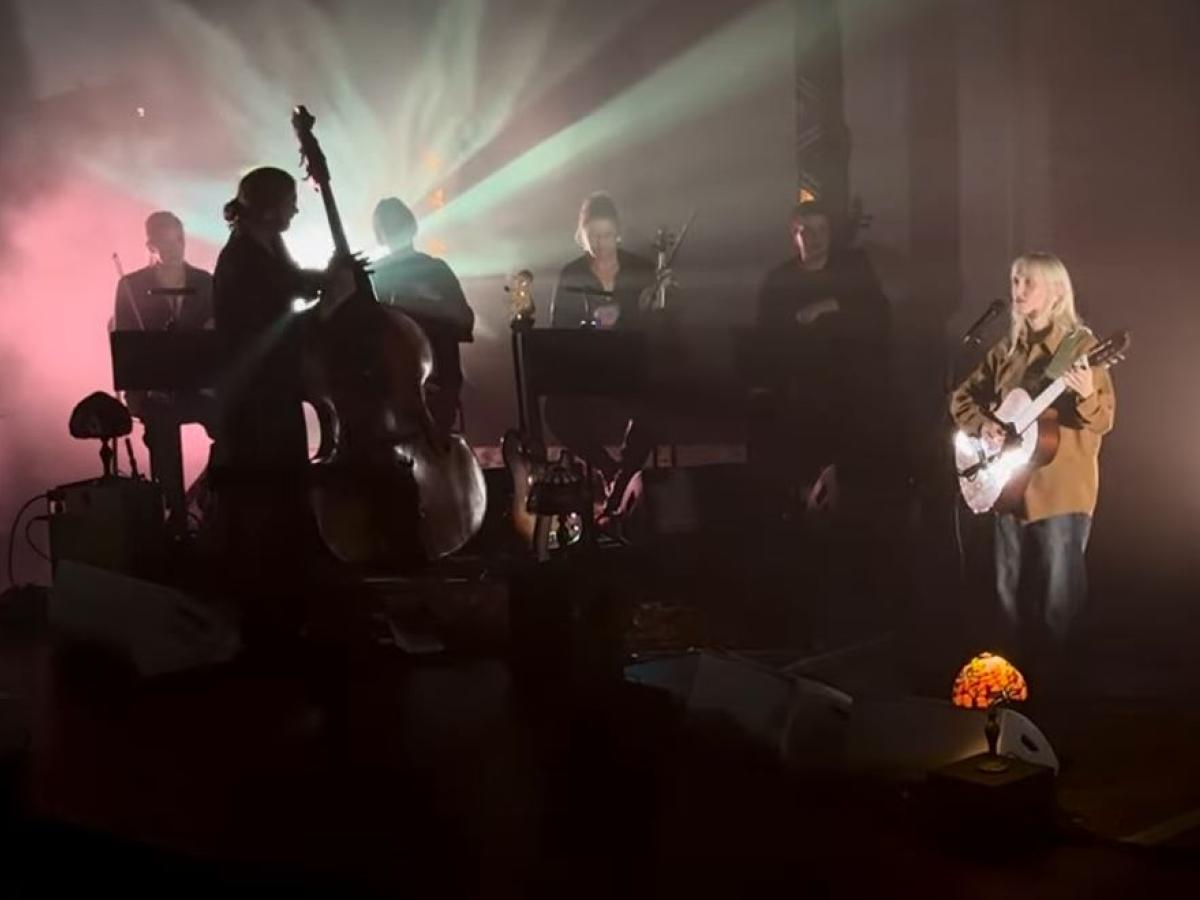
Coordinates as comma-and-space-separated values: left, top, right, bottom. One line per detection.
954, 330, 1129, 514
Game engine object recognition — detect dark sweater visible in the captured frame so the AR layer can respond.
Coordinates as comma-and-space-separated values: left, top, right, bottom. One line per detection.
212, 231, 317, 470
549, 250, 656, 329
113, 263, 213, 333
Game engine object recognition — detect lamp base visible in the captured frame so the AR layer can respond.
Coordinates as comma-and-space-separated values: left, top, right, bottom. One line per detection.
976, 754, 1011, 774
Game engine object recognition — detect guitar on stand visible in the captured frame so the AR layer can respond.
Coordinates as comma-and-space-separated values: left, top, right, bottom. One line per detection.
955, 330, 1130, 513
502, 272, 585, 560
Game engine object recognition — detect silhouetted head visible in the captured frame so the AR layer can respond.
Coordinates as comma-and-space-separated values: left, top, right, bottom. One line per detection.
373, 197, 418, 251
145, 210, 185, 266
223, 167, 298, 233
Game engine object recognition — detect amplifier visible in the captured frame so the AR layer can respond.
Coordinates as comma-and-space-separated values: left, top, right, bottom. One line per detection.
47, 477, 167, 576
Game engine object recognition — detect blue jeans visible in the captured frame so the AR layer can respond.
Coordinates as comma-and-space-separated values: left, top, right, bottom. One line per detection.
994, 512, 1092, 648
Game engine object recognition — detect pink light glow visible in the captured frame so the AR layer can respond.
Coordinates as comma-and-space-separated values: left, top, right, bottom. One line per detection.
0, 175, 219, 583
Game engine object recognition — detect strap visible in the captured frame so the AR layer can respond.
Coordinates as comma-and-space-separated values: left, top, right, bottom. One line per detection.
1044, 327, 1090, 379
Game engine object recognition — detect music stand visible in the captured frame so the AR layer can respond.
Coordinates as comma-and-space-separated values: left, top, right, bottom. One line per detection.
557, 284, 615, 329
109, 330, 222, 392
109, 331, 223, 536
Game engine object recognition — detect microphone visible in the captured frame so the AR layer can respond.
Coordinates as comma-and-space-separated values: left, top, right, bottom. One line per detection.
961, 298, 1008, 345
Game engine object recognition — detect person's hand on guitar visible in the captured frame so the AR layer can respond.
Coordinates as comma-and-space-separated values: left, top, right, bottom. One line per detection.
1062, 357, 1095, 399
981, 419, 1007, 453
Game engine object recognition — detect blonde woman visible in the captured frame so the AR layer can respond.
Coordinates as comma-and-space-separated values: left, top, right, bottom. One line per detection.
950, 253, 1116, 663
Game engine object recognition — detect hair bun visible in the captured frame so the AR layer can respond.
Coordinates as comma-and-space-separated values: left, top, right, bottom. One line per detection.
222, 197, 244, 225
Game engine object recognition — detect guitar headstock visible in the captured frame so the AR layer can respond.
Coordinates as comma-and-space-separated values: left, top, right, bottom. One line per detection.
291, 104, 330, 187
1087, 330, 1132, 369
506, 269, 535, 326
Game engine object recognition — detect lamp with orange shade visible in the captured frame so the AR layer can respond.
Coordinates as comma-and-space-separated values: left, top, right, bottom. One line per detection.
951, 652, 1029, 773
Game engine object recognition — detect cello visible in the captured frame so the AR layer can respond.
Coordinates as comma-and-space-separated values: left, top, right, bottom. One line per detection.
291, 105, 486, 564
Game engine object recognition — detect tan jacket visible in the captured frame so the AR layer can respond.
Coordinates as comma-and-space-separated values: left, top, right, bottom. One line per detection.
949, 321, 1116, 522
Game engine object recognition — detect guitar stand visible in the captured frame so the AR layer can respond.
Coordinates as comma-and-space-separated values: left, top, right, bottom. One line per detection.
509, 454, 634, 702
507, 320, 644, 560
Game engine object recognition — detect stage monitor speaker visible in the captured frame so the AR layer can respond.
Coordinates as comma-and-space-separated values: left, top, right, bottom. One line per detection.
625, 650, 852, 769
627, 653, 1058, 778
47, 477, 166, 575
844, 697, 1058, 778
50, 560, 240, 676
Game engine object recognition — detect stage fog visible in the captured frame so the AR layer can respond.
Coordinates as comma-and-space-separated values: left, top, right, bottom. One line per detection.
0, 0, 1197, 604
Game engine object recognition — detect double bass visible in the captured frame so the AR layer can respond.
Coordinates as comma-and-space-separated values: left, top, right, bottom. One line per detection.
291, 105, 486, 564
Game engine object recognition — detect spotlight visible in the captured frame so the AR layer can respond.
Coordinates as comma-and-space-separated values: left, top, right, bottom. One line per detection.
421, 150, 444, 174
291, 297, 319, 314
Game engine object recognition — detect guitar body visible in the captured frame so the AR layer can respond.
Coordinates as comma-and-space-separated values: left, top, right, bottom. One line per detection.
955, 388, 1060, 514
501, 429, 544, 548
994, 410, 1059, 514
501, 429, 585, 557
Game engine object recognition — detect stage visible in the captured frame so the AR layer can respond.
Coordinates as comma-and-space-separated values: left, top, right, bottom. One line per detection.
1, 555, 1199, 895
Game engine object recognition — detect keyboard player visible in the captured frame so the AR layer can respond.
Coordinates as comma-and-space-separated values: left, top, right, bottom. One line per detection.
112, 211, 218, 534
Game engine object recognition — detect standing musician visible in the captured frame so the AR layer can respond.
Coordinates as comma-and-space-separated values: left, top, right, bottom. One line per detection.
753, 199, 891, 645
112, 210, 217, 533
950, 252, 1115, 667
370, 197, 474, 431
547, 192, 665, 519
208, 166, 354, 627
755, 200, 891, 509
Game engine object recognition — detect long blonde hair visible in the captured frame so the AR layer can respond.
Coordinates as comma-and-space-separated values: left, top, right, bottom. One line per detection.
1008, 252, 1082, 351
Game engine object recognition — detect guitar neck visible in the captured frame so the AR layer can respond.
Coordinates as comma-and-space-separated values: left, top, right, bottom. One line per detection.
1013, 377, 1067, 433
1013, 354, 1115, 433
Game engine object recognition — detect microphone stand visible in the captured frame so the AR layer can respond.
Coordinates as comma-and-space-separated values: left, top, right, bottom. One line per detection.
942, 298, 1006, 592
